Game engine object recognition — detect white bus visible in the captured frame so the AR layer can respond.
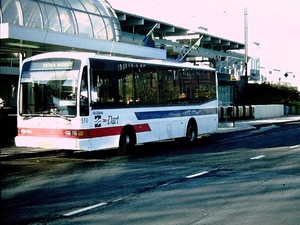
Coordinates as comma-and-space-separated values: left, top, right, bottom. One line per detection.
15, 52, 218, 153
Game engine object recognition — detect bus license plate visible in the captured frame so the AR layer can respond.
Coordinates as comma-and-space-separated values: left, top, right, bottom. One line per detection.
38, 142, 53, 148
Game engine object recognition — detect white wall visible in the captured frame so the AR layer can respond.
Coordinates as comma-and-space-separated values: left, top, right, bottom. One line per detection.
252, 105, 284, 119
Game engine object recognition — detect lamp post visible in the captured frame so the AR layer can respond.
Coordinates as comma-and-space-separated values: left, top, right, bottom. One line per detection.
244, 7, 248, 81
253, 42, 260, 82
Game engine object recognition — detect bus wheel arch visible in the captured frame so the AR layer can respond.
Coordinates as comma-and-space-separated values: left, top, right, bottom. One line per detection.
186, 118, 198, 143
118, 125, 136, 155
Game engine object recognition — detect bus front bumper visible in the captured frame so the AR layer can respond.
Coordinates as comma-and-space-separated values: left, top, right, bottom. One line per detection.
15, 136, 92, 151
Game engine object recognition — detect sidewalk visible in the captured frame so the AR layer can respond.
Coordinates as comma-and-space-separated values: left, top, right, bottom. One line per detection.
1, 115, 300, 159
215, 115, 300, 134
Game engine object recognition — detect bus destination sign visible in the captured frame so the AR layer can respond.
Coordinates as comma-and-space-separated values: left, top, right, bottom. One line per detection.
31, 60, 74, 70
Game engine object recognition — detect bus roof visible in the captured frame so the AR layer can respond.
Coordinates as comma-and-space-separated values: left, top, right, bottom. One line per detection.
24, 51, 215, 71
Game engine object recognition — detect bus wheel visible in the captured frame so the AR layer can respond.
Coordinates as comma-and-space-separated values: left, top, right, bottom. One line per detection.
118, 128, 135, 155
186, 120, 198, 143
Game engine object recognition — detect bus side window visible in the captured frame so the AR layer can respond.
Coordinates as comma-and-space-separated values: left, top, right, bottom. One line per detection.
117, 63, 134, 105
80, 66, 89, 116
91, 70, 114, 104
135, 66, 158, 105
158, 68, 179, 104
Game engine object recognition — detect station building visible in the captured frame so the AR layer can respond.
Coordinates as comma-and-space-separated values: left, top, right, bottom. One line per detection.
0, 0, 247, 139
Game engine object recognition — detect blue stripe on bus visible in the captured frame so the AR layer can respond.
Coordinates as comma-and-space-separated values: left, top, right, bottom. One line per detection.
134, 108, 217, 120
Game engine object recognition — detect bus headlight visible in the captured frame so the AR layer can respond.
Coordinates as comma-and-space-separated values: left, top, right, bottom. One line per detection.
64, 130, 71, 136
20, 128, 32, 135
64, 130, 85, 137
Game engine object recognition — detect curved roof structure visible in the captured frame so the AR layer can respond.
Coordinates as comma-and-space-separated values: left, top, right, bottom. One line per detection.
1, 0, 121, 41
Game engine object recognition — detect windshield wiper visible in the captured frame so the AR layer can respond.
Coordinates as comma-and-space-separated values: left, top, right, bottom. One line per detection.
22, 111, 71, 121
52, 111, 71, 121
22, 114, 40, 120
22, 111, 49, 120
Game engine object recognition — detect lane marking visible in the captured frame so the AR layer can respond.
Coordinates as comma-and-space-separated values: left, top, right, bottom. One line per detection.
250, 155, 266, 160
113, 198, 123, 203
159, 182, 173, 187
290, 145, 299, 149
63, 202, 107, 217
186, 171, 209, 179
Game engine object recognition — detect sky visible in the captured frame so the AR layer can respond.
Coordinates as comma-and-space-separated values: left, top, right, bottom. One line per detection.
108, 0, 300, 81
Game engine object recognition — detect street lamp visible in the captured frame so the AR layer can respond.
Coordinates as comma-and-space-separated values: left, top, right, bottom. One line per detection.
244, 7, 248, 80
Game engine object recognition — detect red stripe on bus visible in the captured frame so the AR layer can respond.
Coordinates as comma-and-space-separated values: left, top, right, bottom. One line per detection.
89, 124, 151, 138
18, 128, 65, 137
18, 123, 151, 139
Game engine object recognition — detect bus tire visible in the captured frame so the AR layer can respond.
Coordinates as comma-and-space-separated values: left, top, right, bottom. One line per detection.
118, 127, 136, 155
186, 120, 198, 144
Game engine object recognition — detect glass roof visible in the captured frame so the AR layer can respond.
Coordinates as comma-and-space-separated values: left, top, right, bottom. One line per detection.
0, 0, 121, 41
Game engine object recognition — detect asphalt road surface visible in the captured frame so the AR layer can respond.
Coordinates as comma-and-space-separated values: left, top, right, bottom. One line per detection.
1, 122, 300, 225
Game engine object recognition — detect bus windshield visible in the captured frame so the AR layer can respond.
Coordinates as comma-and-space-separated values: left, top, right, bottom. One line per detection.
19, 58, 81, 119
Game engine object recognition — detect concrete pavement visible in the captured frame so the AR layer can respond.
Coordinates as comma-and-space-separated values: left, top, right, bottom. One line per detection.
1, 115, 299, 159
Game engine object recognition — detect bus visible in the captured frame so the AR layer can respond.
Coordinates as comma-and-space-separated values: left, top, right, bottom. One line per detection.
15, 52, 218, 154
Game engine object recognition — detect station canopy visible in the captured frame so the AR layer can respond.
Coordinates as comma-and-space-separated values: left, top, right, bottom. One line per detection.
1, 0, 121, 41
0, 0, 244, 62
115, 10, 244, 51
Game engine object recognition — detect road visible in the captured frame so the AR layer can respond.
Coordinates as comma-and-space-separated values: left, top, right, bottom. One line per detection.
1, 122, 300, 224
